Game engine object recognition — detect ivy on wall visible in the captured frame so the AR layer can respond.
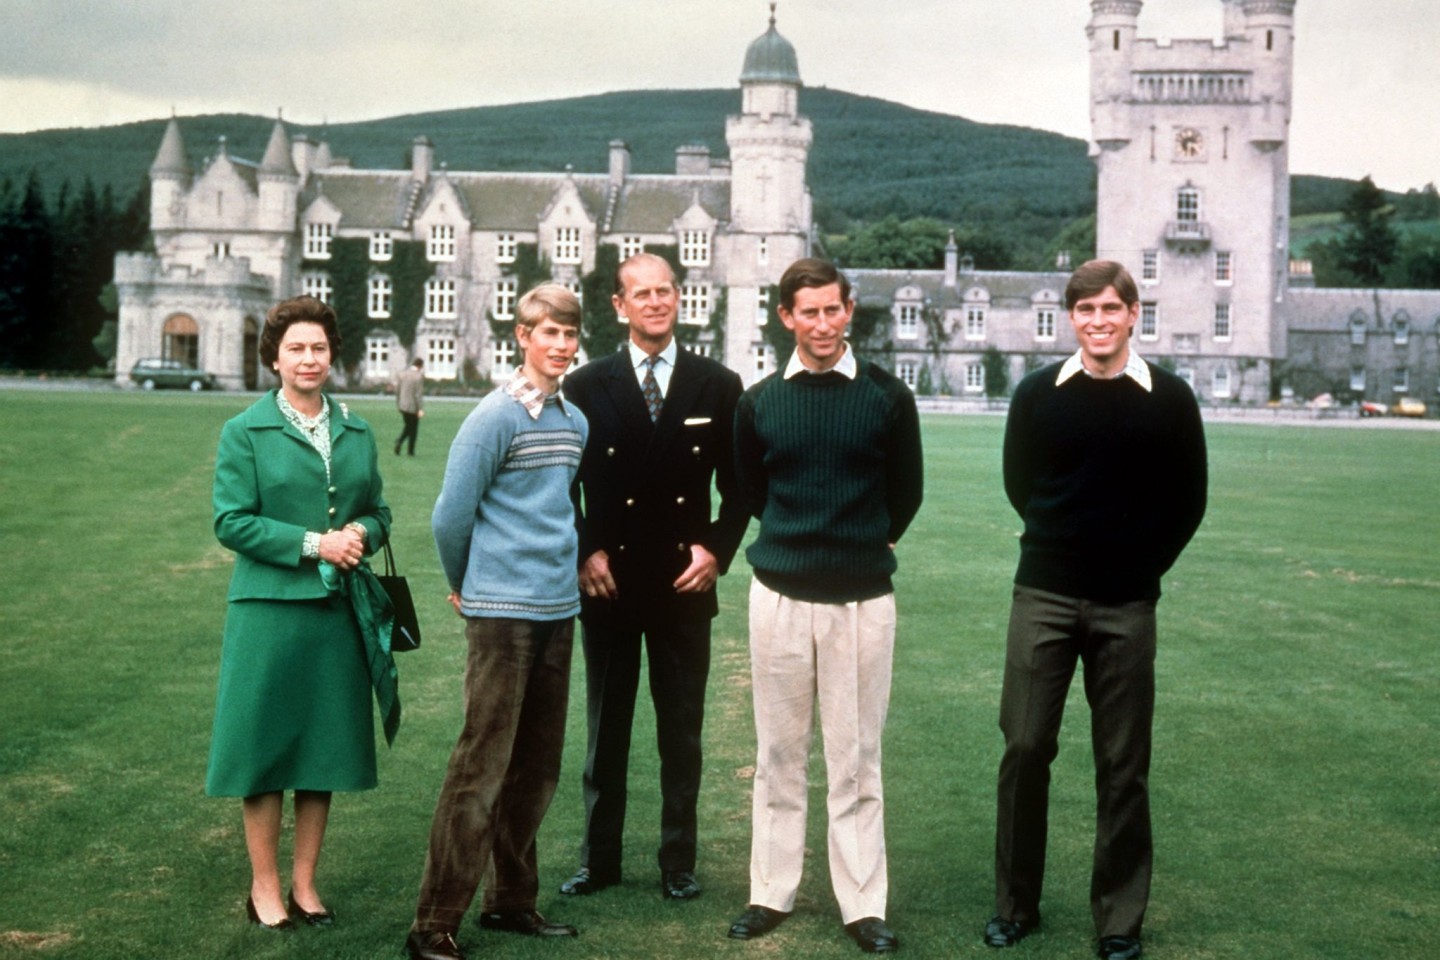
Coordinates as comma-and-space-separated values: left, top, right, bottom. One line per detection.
580, 243, 624, 359
305, 236, 427, 375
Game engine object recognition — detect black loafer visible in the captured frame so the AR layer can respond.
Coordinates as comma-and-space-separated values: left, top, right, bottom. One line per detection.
476, 910, 577, 937
984, 916, 1036, 948
728, 904, 789, 940
662, 870, 701, 900
845, 917, 899, 953
286, 889, 334, 926
405, 930, 465, 960
1098, 935, 1142, 959
558, 866, 618, 896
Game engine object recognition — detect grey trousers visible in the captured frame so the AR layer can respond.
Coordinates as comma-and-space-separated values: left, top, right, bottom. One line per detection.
994, 584, 1157, 939
412, 616, 573, 933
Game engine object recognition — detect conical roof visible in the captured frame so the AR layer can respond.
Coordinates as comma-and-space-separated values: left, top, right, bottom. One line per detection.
740, 4, 800, 85
259, 118, 297, 177
150, 117, 191, 178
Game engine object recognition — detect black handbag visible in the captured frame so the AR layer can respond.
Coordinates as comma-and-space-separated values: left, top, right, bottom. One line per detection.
377, 541, 422, 653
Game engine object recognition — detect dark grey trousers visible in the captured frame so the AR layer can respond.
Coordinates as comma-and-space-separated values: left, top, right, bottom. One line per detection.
994, 584, 1157, 939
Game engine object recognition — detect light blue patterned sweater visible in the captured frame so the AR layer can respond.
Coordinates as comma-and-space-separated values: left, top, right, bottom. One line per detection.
432, 381, 588, 620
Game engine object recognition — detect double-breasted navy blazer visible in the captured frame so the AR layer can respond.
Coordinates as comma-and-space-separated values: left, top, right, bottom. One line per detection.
563, 346, 747, 626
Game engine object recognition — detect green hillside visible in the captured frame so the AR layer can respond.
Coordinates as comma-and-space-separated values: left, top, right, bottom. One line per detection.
0, 87, 1384, 242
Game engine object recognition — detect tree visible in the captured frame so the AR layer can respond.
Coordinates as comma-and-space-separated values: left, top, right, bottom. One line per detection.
1334, 176, 1399, 286
829, 216, 1012, 271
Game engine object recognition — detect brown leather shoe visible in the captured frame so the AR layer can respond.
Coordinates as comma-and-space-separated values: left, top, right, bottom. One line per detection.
476, 910, 578, 937
405, 930, 465, 960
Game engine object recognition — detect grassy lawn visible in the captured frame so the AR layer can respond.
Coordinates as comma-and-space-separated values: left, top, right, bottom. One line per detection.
0, 389, 1435, 959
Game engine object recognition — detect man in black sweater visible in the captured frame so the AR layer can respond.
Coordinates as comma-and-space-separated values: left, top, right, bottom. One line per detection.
984, 260, 1207, 960
728, 258, 923, 955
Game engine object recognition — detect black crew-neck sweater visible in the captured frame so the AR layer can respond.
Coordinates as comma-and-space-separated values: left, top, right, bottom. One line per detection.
735, 361, 924, 603
1003, 361, 1207, 603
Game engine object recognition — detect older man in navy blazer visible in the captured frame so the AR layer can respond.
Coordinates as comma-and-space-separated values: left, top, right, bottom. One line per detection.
559, 252, 747, 901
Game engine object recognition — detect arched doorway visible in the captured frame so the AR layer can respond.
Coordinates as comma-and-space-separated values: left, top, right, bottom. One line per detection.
162, 314, 200, 368
243, 316, 260, 389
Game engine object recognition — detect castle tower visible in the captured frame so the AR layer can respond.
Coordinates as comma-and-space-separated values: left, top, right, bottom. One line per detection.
149, 116, 191, 233
257, 118, 300, 231
1089, 0, 1297, 403
723, 3, 814, 381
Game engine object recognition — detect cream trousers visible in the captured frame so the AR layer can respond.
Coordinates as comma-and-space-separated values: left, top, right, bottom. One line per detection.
746, 577, 896, 923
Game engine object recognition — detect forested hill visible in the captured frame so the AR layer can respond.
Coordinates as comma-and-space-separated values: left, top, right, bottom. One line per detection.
0, 87, 1369, 234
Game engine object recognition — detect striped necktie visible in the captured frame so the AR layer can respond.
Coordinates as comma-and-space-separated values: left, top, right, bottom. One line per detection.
641, 355, 663, 422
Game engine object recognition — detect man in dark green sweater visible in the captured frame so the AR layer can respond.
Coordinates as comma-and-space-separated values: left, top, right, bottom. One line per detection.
983, 260, 1207, 960
728, 258, 923, 955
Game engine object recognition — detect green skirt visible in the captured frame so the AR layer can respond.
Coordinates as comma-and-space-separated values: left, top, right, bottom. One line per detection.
205, 596, 377, 796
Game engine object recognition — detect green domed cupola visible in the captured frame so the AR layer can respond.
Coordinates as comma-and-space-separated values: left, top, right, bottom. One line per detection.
740, 4, 801, 85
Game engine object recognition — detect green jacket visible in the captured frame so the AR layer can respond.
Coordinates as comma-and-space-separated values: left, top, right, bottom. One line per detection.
214, 391, 391, 602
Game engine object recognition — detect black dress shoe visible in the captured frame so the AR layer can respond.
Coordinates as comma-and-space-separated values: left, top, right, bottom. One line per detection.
1098, 935, 1142, 960
845, 917, 899, 953
983, 916, 1036, 948
286, 889, 334, 926
727, 904, 790, 940
476, 910, 578, 937
245, 896, 296, 931
558, 866, 618, 896
662, 870, 701, 900
406, 930, 465, 960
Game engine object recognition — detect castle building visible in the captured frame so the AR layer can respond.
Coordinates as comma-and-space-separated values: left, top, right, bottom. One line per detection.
114, 0, 1438, 406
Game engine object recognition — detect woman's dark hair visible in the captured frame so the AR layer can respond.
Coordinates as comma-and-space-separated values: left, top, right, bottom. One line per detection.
259, 296, 341, 367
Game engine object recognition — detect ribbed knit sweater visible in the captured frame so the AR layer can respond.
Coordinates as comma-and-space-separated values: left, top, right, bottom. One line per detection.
735, 360, 924, 603
1003, 360, 1207, 603
432, 385, 588, 619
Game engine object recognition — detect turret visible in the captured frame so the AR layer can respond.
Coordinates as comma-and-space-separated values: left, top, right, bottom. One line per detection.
738, 3, 801, 121
149, 116, 191, 231
1243, 0, 1296, 144
1087, 0, 1142, 147
1221, 0, 1247, 39
257, 117, 299, 230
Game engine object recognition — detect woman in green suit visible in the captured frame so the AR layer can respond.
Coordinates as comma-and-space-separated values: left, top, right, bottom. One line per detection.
207, 296, 394, 930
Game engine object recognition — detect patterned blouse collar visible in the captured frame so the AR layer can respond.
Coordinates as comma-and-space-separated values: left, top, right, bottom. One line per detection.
505, 372, 566, 421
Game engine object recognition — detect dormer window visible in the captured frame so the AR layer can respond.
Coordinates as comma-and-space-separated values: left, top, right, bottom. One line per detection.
680, 230, 711, 267
428, 224, 456, 262
304, 222, 333, 259
896, 303, 920, 340
370, 230, 393, 262
554, 227, 582, 264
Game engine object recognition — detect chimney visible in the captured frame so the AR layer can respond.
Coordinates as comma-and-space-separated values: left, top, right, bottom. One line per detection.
411, 135, 434, 181
943, 230, 958, 287
609, 139, 631, 187
675, 144, 711, 176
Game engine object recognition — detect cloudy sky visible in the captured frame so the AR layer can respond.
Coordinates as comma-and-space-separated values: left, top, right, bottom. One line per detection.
1, 0, 1435, 191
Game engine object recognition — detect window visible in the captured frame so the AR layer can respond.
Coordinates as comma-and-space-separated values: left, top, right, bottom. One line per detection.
162, 314, 199, 368
1349, 316, 1366, 346
753, 343, 774, 379
370, 230, 393, 262
301, 271, 332, 303
1141, 250, 1159, 284
965, 307, 986, 341
212, 241, 230, 260
554, 226, 582, 264
367, 275, 392, 319
620, 235, 644, 260
304, 222, 333, 259
428, 224, 456, 262
1213, 366, 1231, 398
1177, 187, 1201, 223
756, 288, 770, 326
690, 343, 712, 358
898, 360, 917, 389
496, 233, 517, 264
1394, 317, 1410, 345
1215, 250, 1233, 284
1035, 308, 1056, 341
1350, 366, 1366, 391
490, 338, 516, 381
758, 236, 769, 265
680, 283, 710, 324
426, 336, 457, 380
897, 304, 921, 340
493, 279, 517, 320
1174, 333, 1200, 353
1394, 367, 1410, 392
680, 230, 711, 267
425, 278, 457, 319
365, 334, 391, 380
964, 362, 984, 393
1213, 303, 1232, 341
1139, 302, 1159, 340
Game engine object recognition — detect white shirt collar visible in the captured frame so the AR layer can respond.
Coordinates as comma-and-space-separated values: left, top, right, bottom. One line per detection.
628, 338, 677, 371
1056, 348, 1152, 392
784, 342, 858, 380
